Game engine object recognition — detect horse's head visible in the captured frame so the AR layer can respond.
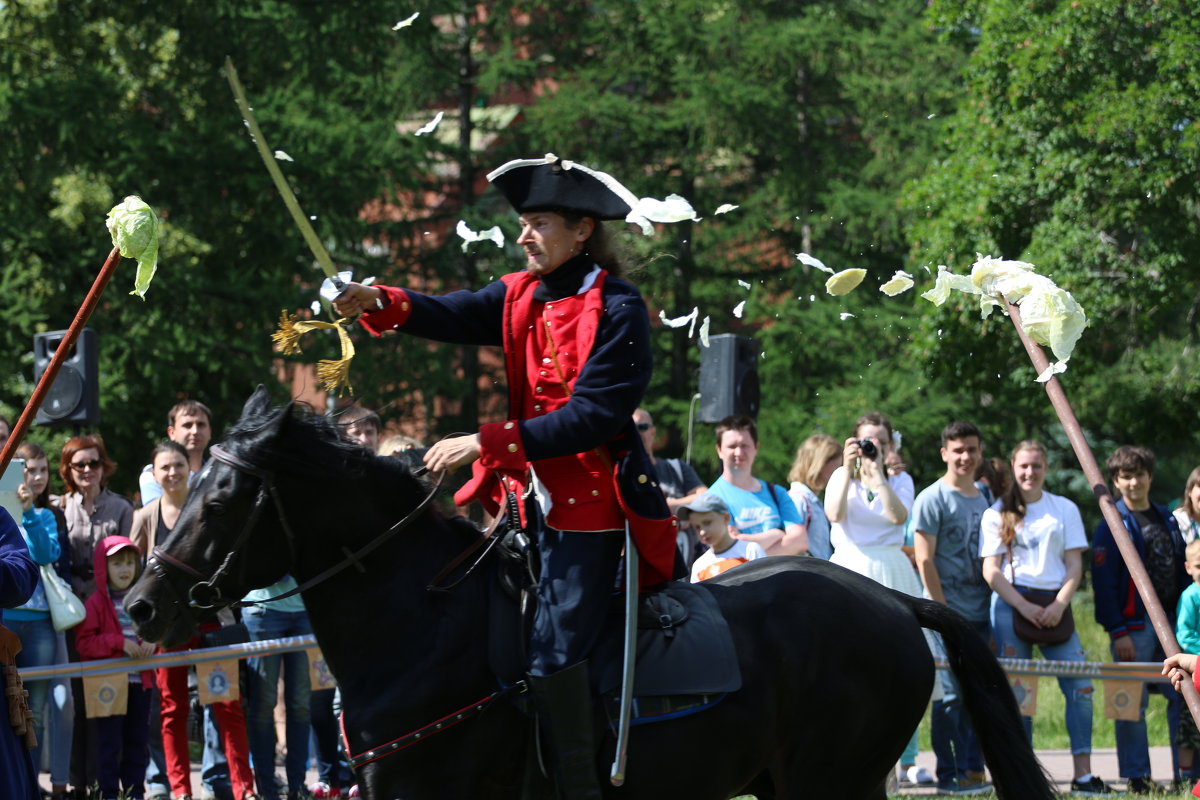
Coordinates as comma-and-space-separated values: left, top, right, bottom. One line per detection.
126, 385, 308, 646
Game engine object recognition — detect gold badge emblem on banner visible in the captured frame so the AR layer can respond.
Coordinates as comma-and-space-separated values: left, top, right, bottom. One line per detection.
1103, 680, 1142, 721
1009, 675, 1038, 716
307, 647, 336, 691
197, 659, 240, 705
83, 674, 128, 718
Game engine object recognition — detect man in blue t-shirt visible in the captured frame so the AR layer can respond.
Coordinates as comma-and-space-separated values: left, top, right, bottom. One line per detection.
912, 420, 991, 794
706, 415, 807, 556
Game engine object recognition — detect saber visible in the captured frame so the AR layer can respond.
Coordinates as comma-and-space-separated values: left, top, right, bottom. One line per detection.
224, 56, 344, 291
610, 525, 638, 786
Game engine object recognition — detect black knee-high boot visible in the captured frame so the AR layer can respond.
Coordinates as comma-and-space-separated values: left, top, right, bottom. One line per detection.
527, 662, 602, 800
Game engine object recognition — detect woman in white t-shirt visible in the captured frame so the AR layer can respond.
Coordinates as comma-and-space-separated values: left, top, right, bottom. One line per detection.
980, 440, 1110, 794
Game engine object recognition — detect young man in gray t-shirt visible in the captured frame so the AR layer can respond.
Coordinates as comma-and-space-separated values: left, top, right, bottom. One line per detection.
912, 420, 992, 793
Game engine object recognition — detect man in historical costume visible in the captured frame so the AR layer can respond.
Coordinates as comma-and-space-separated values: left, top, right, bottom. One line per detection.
333, 155, 677, 799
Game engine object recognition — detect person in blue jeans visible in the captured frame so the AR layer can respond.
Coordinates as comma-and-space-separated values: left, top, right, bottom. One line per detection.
980, 440, 1113, 795
912, 421, 993, 794
242, 577, 312, 800
7, 473, 62, 777
15, 441, 74, 800
1092, 445, 1187, 794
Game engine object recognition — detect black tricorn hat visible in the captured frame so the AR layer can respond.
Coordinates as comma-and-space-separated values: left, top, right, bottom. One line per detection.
487, 154, 638, 221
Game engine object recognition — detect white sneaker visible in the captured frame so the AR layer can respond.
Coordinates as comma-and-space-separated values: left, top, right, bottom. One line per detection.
906, 765, 935, 785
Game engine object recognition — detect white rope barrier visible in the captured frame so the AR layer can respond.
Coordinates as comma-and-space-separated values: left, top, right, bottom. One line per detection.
15, 634, 317, 681
15, 635, 1170, 684
935, 655, 1169, 683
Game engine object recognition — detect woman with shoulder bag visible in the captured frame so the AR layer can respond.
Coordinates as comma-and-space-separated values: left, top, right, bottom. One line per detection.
15, 442, 75, 800
980, 440, 1113, 795
5, 449, 63, 786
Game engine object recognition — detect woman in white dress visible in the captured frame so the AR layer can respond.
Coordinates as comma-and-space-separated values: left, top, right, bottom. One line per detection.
825, 411, 933, 785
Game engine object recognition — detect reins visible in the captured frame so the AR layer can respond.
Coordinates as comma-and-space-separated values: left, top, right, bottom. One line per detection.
151, 433, 526, 769
150, 442, 446, 611
344, 681, 527, 770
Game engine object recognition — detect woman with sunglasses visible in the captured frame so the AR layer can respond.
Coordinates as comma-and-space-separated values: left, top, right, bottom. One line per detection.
58, 435, 132, 600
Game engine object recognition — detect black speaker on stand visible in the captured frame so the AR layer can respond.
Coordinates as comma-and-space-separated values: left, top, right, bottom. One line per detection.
698, 334, 760, 423
34, 329, 101, 427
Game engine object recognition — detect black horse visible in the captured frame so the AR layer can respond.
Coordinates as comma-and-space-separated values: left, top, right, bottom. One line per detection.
126, 388, 1054, 800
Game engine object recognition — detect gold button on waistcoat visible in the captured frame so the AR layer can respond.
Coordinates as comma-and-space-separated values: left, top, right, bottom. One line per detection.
507, 443, 518, 453
504, 421, 515, 430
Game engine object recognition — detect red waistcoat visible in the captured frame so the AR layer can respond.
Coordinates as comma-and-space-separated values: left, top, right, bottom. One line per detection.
458, 269, 624, 532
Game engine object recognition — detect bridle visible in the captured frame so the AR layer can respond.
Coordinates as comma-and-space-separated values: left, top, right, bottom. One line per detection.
147, 437, 516, 769
149, 442, 446, 613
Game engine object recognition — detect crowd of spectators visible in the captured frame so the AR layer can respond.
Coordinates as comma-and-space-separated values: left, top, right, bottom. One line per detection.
0, 403, 386, 800
6, 399, 1200, 799
657, 409, 1200, 796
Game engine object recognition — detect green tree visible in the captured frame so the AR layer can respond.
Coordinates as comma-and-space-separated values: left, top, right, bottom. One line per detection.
0, 1, 493, 493
482, 0, 970, 478
905, 0, 1200, 502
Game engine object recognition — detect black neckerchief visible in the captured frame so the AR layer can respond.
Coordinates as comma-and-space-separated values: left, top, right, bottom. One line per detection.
532, 253, 595, 302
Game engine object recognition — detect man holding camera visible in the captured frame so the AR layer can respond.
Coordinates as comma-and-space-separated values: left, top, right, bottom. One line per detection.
706, 415, 808, 556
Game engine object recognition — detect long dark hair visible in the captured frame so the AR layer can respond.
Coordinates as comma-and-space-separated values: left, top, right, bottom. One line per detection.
998, 440, 1047, 547
560, 212, 624, 278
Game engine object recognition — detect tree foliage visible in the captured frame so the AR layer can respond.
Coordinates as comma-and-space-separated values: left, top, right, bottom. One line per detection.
906, 0, 1200, 497
2, 0, 1195, 514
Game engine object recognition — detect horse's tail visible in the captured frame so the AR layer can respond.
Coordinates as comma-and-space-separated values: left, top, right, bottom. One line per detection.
909, 597, 1057, 800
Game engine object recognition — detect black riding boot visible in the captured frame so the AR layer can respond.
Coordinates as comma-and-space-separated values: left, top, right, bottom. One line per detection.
527, 662, 602, 800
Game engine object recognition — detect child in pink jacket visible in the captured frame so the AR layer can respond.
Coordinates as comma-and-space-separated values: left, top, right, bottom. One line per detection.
75, 536, 156, 800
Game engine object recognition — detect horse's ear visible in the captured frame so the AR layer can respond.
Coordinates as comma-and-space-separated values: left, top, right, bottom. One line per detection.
241, 385, 272, 422
270, 400, 296, 436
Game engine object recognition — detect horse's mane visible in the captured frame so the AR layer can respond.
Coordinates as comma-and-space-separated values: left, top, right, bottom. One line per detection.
224, 400, 419, 487
223, 397, 483, 540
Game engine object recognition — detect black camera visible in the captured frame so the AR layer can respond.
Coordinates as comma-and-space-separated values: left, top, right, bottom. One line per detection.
856, 439, 878, 459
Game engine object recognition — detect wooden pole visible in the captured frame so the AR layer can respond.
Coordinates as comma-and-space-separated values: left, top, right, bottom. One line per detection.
0, 246, 122, 476
1003, 298, 1200, 726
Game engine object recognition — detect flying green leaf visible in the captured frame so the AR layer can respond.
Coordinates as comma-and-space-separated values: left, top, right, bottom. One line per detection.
106, 195, 161, 299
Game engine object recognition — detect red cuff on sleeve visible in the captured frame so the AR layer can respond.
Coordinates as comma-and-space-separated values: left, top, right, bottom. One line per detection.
478, 420, 527, 471
358, 286, 413, 336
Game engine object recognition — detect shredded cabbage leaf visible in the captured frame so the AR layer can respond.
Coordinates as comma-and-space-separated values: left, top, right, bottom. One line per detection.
880, 270, 915, 297
825, 268, 867, 296
107, 196, 160, 299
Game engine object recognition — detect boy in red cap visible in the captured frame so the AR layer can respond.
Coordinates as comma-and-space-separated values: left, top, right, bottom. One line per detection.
76, 536, 156, 800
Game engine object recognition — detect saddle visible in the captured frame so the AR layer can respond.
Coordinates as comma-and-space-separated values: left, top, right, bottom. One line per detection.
486, 530, 741, 728
0, 624, 37, 749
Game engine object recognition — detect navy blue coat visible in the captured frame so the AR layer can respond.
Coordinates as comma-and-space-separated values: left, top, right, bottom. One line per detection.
1092, 499, 1186, 641
363, 273, 652, 464
1, 507, 39, 800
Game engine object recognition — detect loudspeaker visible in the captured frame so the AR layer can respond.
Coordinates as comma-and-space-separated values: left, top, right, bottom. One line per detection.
34, 329, 100, 427
698, 334, 759, 423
